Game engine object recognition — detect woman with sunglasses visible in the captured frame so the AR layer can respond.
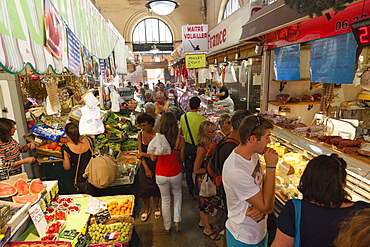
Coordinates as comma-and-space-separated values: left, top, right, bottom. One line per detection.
193, 120, 221, 241
136, 113, 161, 222
214, 114, 232, 142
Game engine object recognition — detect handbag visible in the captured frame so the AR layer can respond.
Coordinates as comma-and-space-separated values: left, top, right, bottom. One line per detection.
292, 199, 302, 247
199, 173, 216, 197
147, 133, 172, 155
82, 138, 120, 189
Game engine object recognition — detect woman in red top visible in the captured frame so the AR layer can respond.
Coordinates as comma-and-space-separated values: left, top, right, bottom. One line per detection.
151, 112, 185, 233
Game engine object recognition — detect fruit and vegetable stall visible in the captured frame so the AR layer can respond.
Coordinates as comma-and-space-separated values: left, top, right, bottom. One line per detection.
0, 174, 137, 247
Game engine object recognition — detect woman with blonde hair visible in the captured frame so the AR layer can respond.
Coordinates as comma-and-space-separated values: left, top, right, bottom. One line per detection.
151, 112, 185, 233
193, 120, 221, 241
214, 114, 232, 141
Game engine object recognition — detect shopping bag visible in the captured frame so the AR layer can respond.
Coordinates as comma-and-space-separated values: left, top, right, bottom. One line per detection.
147, 133, 172, 155
199, 173, 217, 197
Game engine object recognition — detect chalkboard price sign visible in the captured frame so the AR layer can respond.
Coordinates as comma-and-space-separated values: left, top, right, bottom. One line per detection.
94, 209, 111, 224
76, 233, 92, 247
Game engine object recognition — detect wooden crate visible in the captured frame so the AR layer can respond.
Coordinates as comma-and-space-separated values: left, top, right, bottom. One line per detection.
36, 148, 62, 158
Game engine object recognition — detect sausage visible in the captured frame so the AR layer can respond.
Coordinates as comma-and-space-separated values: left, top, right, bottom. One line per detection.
338, 140, 360, 148
342, 147, 360, 155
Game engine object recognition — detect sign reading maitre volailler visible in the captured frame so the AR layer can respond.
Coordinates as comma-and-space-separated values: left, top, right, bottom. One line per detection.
182, 24, 209, 53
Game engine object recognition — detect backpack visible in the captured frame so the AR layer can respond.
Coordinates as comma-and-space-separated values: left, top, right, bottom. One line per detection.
206, 138, 239, 187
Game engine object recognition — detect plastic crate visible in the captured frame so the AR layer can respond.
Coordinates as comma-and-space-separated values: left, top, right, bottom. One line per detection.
31, 125, 65, 142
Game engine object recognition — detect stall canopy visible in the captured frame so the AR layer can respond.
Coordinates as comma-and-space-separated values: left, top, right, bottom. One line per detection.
0, 0, 127, 75
239, 0, 309, 42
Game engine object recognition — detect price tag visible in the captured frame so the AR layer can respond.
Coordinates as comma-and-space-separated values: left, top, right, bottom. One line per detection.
29, 203, 47, 237
60, 229, 78, 240
94, 209, 111, 224
76, 233, 92, 247
34, 137, 43, 144
85, 197, 107, 214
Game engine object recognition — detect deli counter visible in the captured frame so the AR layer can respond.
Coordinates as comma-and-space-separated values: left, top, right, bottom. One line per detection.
270, 125, 370, 217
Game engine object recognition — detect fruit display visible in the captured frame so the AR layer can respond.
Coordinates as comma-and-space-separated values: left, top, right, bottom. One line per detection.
38, 142, 62, 152
107, 199, 133, 216
0, 182, 17, 198
87, 221, 133, 245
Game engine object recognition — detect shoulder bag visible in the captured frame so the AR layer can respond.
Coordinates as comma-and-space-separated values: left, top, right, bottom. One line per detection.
292, 199, 302, 247
82, 138, 120, 189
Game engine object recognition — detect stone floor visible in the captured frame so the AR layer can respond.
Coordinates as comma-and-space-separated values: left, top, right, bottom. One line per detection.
132, 175, 277, 247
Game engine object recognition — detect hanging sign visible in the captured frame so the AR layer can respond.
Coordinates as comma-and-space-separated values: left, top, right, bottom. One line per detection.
45, 79, 61, 112
310, 33, 357, 84
182, 25, 209, 53
185, 54, 206, 69
67, 27, 81, 76
274, 44, 300, 81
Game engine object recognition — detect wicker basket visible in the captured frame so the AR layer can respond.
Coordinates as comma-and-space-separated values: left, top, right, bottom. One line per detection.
88, 215, 134, 247
36, 148, 63, 158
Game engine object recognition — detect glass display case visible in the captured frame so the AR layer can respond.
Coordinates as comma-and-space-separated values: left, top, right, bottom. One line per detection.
271, 125, 370, 217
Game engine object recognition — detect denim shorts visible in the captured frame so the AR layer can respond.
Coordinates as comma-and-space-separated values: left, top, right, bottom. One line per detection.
226, 228, 268, 247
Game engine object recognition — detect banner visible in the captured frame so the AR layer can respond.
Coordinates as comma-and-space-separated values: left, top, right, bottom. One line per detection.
67, 28, 81, 76
182, 25, 208, 53
274, 44, 300, 81
310, 33, 357, 84
0, 0, 126, 75
83, 47, 94, 84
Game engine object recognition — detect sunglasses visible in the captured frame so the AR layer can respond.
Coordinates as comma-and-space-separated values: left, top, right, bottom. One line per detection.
250, 115, 264, 136
226, 121, 231, 124
207, 130, 216, 134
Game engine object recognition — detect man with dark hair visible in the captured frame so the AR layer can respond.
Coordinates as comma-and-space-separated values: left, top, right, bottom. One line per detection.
180, 97, 205, 199
223, 115, 278, 246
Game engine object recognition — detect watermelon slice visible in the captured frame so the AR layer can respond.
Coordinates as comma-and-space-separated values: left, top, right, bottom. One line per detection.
0, 182, 17, 198
12, 194, 40, 205
29, 178, 46, 194
14, 179, 30, 195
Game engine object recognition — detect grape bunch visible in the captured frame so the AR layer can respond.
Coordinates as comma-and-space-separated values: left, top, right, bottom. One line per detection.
87, 222, 132, 244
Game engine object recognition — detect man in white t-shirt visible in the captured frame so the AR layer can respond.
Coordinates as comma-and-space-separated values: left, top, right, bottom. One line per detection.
222, 115, 278, 247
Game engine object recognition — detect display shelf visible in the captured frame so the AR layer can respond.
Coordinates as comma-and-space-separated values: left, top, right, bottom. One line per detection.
269, 101, 321, 107
271, 125, 370, 214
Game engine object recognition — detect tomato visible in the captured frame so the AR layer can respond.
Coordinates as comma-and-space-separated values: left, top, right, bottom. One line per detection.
55, 147, 61, 152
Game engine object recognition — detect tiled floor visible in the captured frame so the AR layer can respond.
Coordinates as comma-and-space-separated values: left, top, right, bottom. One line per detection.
132, 175, 277, 247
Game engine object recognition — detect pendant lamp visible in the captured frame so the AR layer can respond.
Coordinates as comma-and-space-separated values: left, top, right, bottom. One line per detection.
145, 0, 180, 15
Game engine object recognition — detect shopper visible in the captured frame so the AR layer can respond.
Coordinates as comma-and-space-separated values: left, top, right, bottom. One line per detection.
144, 102, 161, 131
223, 115, 277, 247
213, 113, 232, 141
0, 118, 36, 176
168, 106, 183, 122
154, 92, 170, 114
151, 112, 185, 233
144, 92, 155, 103
61, 122, 100, 196
136, 114, 161, 222
180, 97, 206, 199
334, 208, 370, 247
193, 120, 220, 241
272, 154, 370, 247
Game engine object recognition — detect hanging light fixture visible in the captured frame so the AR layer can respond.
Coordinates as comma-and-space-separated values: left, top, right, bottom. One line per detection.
145, 0, 180, 15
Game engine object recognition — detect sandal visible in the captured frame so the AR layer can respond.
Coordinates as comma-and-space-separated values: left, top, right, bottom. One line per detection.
198, 224, 216, 229
154, 210, 161, 219
141, 212, 150, 222
203, 231, 221, 241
